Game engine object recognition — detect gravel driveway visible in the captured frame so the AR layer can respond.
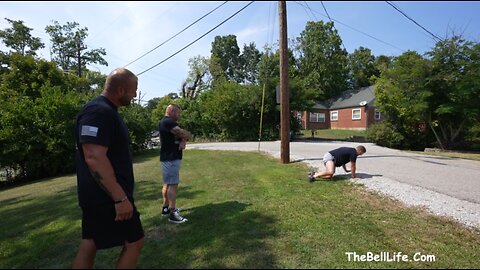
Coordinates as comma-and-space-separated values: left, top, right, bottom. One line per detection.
189, 141, 480, 228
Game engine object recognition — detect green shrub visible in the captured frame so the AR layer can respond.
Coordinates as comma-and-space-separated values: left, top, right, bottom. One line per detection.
366, 122, 405, 148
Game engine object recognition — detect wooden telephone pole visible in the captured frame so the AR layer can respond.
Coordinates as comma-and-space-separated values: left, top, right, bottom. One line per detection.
66, 40, 87, 77
279, 1, 290, 163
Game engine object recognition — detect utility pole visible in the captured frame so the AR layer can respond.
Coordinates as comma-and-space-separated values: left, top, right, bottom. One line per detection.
279, 1, 290, 164
76, 41, 83, 77
66, 39, 87, 77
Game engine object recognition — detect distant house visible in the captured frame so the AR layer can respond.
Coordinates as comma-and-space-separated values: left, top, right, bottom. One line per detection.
300, 85, 384, 130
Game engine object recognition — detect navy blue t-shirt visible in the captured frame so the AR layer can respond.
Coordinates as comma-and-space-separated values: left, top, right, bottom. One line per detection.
329, 147, 358, 167
159, 116, 182, 161
74, 96, 134, 207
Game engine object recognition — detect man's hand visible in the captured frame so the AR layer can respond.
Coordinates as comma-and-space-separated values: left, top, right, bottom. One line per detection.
114, 198, 134, 221
179, 139, 187, 150
350, 162, 357, 178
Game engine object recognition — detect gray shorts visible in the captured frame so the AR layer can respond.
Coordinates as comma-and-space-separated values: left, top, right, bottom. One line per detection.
161, 160, 181, 185
323, 152, 335, 167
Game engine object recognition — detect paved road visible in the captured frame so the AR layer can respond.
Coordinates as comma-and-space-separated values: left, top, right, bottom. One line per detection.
189, 141, 480, 227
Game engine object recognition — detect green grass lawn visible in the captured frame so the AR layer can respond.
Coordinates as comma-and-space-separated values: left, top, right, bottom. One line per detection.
1, 149, 479, 268
299, 129, 366, 140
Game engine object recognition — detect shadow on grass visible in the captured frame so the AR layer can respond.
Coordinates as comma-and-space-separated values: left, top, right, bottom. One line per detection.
0, 186, 79, 237
142, 201, 278, 269
0, 185, 80, 268
310, 176, 349, 183
310, 172, 383, 183
290, 157, 324, 163
135, 180, 206, 203
132, 149, 159, 164
354, 172, 383, 179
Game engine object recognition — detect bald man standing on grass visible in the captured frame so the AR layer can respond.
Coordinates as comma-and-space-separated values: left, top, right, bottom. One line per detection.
159, 104, 191, 224
72, 68, 144, 269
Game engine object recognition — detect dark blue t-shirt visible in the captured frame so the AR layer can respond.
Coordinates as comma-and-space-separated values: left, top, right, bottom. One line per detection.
159, 116, 182, 161
74, 96, 134, 207
329, 147, 358, 167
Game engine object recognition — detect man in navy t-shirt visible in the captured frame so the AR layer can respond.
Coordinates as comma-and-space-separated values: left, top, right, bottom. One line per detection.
72, 68, 144, 269
309, 145, 366, 182
159, 104, 191, 224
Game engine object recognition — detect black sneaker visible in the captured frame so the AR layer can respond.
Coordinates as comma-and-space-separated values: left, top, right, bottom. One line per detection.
162, 206, 170, 216
169, 210, 188, 224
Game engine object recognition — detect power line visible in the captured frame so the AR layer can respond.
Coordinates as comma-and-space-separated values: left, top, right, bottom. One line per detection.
125, 1, 228, 68
320, 1, 347, 51
136, 1, 254, 77
298, 1, 315, 21
294, 1, 405, 53
267, 1, 277, 47
320, 1, 331, 21
304, 1, 318, 21
385, 1, 442, 42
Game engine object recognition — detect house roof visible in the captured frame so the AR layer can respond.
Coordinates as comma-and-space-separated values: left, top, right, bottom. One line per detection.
314, 85, 375, 110
312, 101, 329, 109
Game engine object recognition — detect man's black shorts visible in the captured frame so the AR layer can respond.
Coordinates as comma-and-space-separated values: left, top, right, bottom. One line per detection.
81, 204, 144, 250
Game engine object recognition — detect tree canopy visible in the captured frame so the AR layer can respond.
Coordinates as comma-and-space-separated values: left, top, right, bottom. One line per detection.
0, 18, 44, 56
45, 20, 107, 76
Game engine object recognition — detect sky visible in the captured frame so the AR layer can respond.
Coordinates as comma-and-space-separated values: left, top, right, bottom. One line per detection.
1, 1, 480, 103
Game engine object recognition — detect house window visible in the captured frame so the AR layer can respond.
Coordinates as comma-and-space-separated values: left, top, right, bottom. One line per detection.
375, 109, 381, 120
352, 109, 361, 120
330, 111, 338, 121
309, 112, 325, 123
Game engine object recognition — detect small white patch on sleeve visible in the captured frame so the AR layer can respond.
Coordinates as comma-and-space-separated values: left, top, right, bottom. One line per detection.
81, 125, 99, 137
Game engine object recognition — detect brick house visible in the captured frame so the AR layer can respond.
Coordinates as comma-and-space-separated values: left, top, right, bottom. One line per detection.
300, 85, 384, 130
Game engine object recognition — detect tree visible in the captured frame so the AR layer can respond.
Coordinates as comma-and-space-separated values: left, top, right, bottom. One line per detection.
0, 18, 44, 56
258, 46, 280, 87
295, 21, 350, 100
83, 70, 106, 92
374, 55, 393, 74
425, 35, 480, 149
150, 94, 178, 127
45, 21, 107, 76
257, 45, 316, 137
374, 51, 431, 149
348, 46, 379, 88
374, 36, 480, 150
1, 53, 66, 98
0, 50, 135, 185
181, 55, 211, 99
210, 35, 242, 83
240, 42, 262, 84
145, 97, 163, 114
200, 81, 262, 140
120, 103, 153, 152
0, 54, 94, 181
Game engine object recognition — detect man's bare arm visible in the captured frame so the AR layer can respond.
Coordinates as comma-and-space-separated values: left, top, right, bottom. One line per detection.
172, 126, 192, 140
83, 144, 125, 199
82, 144, 133, 220
350, 162, 357, 178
